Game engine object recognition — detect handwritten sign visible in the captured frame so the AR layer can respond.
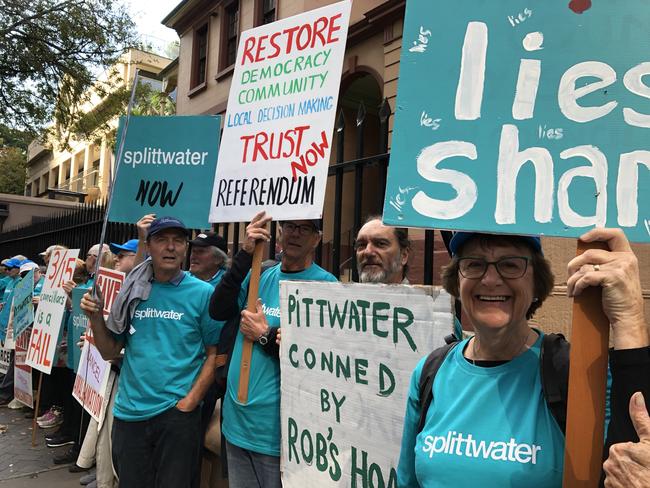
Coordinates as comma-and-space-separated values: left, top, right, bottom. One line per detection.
109, 116, 221, 228
73, 267, 124, 422
68, 288, 89, 371
383, 1, 650, 242
26, 249, 79, 374
279, 282, 453, 486
209, 0, 351, 223
11, 269, 34, 338
14, 328, 33, 408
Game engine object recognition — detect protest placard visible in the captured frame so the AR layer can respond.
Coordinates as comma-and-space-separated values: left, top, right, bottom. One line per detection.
11, 269, 34, 338
108, 116, 221, 229
0, 347, 10, 375
279, 282, 453, 487
73, 267, 124, 422
383, 1, 650, 243
68, 287, 88, 372
14, 328, 33, 408
209, 0, 352, 223
26, 248, 79, 374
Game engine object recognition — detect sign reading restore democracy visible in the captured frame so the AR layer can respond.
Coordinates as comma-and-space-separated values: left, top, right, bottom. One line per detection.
383, 1, 650, 242
209, 0, 351, 223
26, 248, 79, 374
109, 116, 221, 228
279, 282, 454, 487
73, 267, 124, 422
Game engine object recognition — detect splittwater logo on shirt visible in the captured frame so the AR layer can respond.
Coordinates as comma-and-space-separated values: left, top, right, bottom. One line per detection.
133, 308, 185, 320
262, 304, 280, 318
422, 431, 542, 465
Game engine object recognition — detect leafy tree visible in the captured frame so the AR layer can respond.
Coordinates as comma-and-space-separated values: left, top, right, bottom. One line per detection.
0, 147, 27, 195
0, 0, 136, 131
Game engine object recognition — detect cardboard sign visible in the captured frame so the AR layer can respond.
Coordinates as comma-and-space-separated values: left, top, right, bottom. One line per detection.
11, 269, 34, 338
72, 267, 124, 422
68, 287, 89, 371
14, 328, 33, 409
383, 1, 650, 242
279, 282, 454, 487
0, 347, 10, 375
209, 0, 352, 223
26, 248, 79, 374
109, 116, 221, 229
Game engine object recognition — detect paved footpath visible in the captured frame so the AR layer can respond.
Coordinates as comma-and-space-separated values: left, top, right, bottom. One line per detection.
0, 405, 86, 487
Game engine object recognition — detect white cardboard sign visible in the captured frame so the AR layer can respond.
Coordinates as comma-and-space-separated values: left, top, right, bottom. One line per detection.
279, 282, 454, 487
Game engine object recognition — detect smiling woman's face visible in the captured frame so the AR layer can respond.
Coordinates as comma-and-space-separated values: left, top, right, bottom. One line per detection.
458, 239, 535, 332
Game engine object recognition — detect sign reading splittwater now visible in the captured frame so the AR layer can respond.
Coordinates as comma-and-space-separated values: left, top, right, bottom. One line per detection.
209, 1, 351, 223
384, 1, 650, 242
26, 249, 79, 374
279, 282, 453, 487
110, 116, 221, 228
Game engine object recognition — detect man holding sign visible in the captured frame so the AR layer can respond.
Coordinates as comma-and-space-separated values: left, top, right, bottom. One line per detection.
209, 212, 337, 487
81, 216, 221, 488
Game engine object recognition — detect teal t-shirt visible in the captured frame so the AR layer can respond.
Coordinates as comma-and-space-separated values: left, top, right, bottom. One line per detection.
205, 267, 226, 288
113, 272, 222, 421
398, 333, 564, 487
222, 262, 337, 456
0, 275, 11, 296
34, 276, 44, 297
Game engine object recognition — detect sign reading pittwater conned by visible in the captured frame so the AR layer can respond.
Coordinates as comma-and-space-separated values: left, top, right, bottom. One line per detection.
209, 1, 352, 223
383, 1, 650, 242
109, 116, 221, 229
279, 282, 454, 487
14, 328, 33, 408
26, 248, 79, 374
73, 267, 124, 422
11, 269, 34, 338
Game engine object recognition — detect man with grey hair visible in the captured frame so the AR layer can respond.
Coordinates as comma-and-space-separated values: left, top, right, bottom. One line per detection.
189, 232, 229, 286
355, 216, 411, 284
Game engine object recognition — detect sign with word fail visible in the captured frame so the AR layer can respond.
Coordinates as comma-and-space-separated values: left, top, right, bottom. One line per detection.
14, 328, 33, 409
109, 116, 221, 229
209, 0, 351, 223
73, 267, 124, 422
26, 249, 79, 374
11, 269, 34, 338
383, 1, 650, 242
279, 282, 454, 487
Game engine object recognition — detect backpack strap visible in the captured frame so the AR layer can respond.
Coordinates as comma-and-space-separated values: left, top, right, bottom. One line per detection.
540, 333, 570, 434
416, 341, 460, 433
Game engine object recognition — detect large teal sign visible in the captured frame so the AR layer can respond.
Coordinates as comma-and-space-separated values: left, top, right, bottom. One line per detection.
109, 116, 221, 229
12, 270, 34, 338
384, 1, 650, 242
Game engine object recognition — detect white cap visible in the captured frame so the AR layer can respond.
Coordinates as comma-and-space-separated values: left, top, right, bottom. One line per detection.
19, 261, 39, 274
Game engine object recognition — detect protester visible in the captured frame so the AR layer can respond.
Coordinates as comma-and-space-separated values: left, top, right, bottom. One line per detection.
81, 216, 221, 488
189, 232, 229, 286
39, 244, 67, 266
209, 211, 337, 488
355, 216, 411, 284
85, 244, 113, 279
109, 239, 138, 275
397, 228, 650, 487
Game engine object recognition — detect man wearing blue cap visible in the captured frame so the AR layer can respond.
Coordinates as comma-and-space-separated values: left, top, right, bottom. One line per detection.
110, 239, 139, 275
81, 216, 222, 488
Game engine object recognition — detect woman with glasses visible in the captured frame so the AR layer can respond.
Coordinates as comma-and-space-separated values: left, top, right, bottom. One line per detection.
397, 228, 649, 487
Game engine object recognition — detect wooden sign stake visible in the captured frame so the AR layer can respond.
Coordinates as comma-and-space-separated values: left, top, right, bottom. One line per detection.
237, 240, 265, 404
31, 371, 43, 447
562, 240, 609, 487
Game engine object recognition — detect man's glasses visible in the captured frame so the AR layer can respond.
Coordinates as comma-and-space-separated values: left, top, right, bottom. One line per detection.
282, 222, 316, 236
458, 256, 530, 279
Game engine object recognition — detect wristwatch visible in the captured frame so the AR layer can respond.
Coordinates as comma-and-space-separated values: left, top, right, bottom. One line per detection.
257, 328, 271, 346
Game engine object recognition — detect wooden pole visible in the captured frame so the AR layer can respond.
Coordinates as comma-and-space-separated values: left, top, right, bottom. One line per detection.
31, 371, 43, 447
237, 240, 264, 403
562, 240, 609, 487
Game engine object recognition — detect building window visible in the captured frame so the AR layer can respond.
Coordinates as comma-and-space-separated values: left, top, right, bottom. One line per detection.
191, 24, 209, 89
255, 0, 276, 26
220, 1, 239, 71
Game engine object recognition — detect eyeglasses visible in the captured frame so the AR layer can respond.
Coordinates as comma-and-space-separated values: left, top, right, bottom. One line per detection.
282, 222, 316, 236
86, 254, 97, 258
117, 253, 136, 259
458, 256, 530, 279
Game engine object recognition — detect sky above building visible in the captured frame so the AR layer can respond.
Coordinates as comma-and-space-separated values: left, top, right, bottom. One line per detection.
127, 0, 180, 57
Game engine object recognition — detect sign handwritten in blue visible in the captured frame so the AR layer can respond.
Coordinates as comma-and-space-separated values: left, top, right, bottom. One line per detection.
109, 116, 221, 229
68, 288, 88, 372
383, 1, 650, 242
11, 270, 34, 338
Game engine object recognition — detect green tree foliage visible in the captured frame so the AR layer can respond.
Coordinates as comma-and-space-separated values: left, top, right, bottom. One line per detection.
0, 147, 27, 195
0, 0, 136, 131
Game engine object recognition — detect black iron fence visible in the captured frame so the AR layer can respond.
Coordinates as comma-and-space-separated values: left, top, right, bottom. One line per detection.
0, 100, 444, 284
